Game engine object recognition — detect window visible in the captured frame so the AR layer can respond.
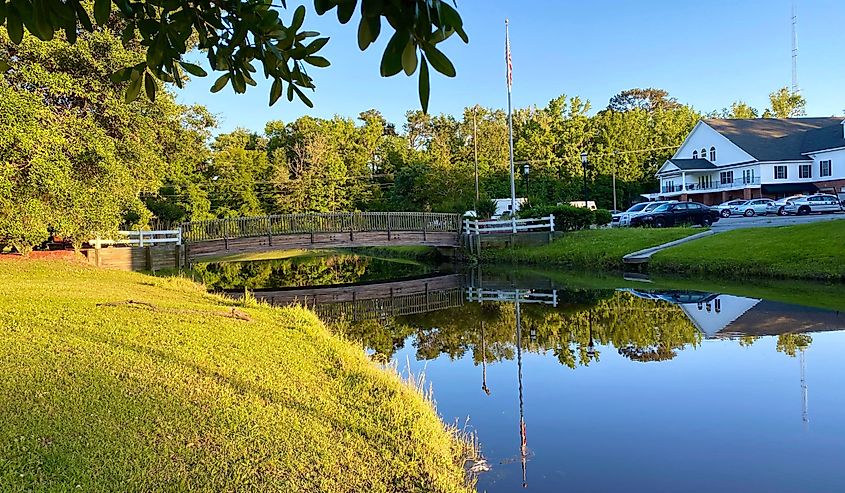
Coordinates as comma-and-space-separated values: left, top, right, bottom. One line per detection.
720, 171, 734, 185
710, 146, 716, 161
775, 165, 788, 179
692, 151, 698, 159
799, 164, 812, 179
701, 148, 708, 160
742, 169, 755, 184
698, 175, 712, 189
820, 160, 832, 177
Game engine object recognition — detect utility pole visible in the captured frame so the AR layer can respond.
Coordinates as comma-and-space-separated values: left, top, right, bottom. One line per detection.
473, 106, 479, 209
612, 151, 618, 212
791, 0, 799, 93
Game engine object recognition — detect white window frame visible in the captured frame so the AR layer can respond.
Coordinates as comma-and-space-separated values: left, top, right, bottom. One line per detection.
820, 160, 832, 177
774, 165, 788, 180
799, 164, 812, 179
692, 151, 698, 159
709, 147, 716, 161
701, 148, 708, 161
720, 170, 734, 185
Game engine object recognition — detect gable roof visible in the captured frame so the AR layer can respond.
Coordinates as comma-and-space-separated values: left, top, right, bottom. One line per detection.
668, 158, 717, 170
703, 117, 844, 161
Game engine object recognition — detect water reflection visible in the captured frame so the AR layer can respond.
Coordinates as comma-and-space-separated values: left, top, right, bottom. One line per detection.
215, 259, 845, 491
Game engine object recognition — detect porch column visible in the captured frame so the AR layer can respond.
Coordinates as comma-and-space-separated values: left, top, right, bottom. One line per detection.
681, 171, 687, 191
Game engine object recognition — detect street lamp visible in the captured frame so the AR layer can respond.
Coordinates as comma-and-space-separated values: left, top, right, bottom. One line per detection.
523, 163, 530, 202
580, 152, 589, 207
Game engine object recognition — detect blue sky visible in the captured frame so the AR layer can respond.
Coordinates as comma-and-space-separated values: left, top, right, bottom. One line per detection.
175, 0, 845, 134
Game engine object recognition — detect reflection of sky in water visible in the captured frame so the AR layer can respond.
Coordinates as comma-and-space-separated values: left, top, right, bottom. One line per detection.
399, 330, 845, 492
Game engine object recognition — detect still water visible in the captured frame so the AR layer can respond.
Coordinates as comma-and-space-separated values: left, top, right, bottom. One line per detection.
201, 254, 845, 492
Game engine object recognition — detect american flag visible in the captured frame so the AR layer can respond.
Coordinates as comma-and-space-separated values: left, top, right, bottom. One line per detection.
505, 20, 512, 90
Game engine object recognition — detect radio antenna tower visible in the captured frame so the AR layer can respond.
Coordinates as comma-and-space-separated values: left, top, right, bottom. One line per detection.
791, 0, 799, 93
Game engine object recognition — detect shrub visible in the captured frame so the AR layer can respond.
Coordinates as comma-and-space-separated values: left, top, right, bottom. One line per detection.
521, 204, 595, 231
594, 209, 612, 226
476, 197, 498, 219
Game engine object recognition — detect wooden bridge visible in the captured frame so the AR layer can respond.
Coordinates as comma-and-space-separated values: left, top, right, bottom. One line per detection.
182, 212, 462, 262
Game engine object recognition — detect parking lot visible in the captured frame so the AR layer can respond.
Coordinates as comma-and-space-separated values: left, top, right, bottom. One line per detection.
712, 212, 845, 231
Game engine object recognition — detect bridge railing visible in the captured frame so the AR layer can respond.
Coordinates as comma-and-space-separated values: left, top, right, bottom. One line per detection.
463, 215, 555, 235
181, 212, 462, 243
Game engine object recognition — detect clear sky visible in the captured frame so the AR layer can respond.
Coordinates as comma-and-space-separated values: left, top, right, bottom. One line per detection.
175, 0, 845, 134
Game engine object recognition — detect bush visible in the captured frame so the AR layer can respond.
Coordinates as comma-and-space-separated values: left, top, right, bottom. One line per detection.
476, 197, 498, 219
520, 204, 594, 231
594, 209, 612, 226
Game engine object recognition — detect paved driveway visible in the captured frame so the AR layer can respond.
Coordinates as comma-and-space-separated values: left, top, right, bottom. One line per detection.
712, 212, 845, 231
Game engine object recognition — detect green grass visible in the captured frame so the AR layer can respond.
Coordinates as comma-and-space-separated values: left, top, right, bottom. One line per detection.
651, 220, 845, 281
481, 227, 701, 270
0, 259, 474, 492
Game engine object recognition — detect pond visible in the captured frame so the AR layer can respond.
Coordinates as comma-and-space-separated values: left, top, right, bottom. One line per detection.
200, 253, 845, 492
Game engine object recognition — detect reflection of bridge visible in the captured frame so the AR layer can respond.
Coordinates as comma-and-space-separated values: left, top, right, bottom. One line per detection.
182, 212, 462, 262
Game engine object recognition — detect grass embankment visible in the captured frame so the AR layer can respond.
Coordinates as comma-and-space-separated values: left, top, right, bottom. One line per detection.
481, 227, 700, 270
651, 220, 845, 281
0, 260, 473, 492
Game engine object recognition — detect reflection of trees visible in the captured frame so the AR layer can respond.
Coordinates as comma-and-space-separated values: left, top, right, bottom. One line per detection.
193, 255, 429, 290
776, 333, 813, 357
340, 290, 704, 369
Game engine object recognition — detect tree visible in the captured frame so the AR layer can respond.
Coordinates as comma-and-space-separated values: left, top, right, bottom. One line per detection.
763, 87, 806, 118
607, 88, 680, 113
0, 0, 467, 112
727, 101, 759, 119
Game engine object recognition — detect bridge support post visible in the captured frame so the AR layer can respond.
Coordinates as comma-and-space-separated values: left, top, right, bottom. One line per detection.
267, 217, 273, 247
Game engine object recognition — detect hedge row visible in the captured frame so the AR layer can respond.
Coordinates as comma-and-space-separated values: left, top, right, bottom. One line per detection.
520, 204, 612, 231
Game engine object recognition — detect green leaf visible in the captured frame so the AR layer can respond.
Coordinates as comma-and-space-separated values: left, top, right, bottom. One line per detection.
304, 56, 330, 68
109, 67, 131, 83
421, 43, 455, 77
210, 73, 230, 93
337, 0, 354, 24
0, 59, 10, 72
401, 40, 417, 76
291, 5, 305, 31
269, 78, 282, 106
357, 16, 380, 51
93, 0, 110, 25
144, 72, 156, 101
379, 30, 409, 77
291, 84, 313, 107
418, 57, 430, 114
7, 9, 23, 44
179, 62, 207, 77
125, 73, 143, 103
305, 37, 329, 55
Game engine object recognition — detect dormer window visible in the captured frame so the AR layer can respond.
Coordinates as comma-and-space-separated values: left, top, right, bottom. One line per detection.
701, 148, 708, 160
693, 150, 698, 159
710, 146, 716, 161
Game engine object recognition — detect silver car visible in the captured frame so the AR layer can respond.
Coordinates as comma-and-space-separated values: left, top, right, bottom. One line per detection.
618, 200, 677, 226
783, 194, 844, 215
766, 195, 804, 216
732, 198, 775, 217
712, 199, 748, 218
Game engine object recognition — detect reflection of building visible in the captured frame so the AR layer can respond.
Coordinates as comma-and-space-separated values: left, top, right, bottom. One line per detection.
621, 289, 844, 338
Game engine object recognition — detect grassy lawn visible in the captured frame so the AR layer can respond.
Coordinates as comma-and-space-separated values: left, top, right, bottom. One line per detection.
651, 220, 845, 281
480, 227, 701, 270
0, 260, 473, 492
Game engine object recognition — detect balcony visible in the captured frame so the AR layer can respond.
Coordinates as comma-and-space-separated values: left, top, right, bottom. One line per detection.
662, 178, 761, 194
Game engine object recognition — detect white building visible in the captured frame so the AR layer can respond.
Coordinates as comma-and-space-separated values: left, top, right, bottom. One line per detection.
656, 118, 845, 204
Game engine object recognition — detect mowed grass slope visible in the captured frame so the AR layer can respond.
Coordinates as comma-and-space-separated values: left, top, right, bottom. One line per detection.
481, 227, 700, 270
0, 260, 472, 492
651, 219, 845, 280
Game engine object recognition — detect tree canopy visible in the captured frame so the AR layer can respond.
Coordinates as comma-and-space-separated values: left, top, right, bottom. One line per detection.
0, 0, 467, 112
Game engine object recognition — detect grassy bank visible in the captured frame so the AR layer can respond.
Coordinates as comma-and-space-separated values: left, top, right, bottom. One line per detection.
480, 227, 700, 270
651, 220, 845, 281
0, 260, 473, 492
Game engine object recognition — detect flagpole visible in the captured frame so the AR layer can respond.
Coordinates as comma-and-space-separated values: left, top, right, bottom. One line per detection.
506, 19, 516, 233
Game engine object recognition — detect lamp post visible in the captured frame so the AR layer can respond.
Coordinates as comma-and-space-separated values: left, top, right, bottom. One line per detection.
523, 163, 530, 203
580, 152, 589, 207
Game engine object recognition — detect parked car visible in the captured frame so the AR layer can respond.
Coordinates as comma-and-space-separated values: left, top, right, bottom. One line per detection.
630, 201, 720, 228
783, 194, 844, 215
732, 198, 775, 217
618, 201, 677, 227
613, 203, 647, 226
766, 195, 805, 216
712, 199, 748, 218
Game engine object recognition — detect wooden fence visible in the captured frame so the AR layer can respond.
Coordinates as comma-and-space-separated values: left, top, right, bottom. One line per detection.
463, 215, 555, 235
90, 230, 182, 248
182, 212, 462, 243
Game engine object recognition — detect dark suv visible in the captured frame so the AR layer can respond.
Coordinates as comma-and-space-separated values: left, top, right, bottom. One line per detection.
630, 201, 720, 228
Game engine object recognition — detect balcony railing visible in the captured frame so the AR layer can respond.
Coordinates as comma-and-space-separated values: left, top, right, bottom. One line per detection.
662, 177, 761, 194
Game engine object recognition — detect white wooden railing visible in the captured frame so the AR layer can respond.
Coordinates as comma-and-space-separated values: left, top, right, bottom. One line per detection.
90, 229, 182, 248
466, 288, 559, 307
463, 215, 554, 235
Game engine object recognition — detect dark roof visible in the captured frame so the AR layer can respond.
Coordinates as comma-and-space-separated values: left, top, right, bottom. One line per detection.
719, 300, 844, 337
703, 117, 845, 161
668, 158, 717, 170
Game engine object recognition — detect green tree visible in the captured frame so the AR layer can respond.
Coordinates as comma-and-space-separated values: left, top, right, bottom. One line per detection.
607, 88, 681, 113
0, 0, 467, 111
763, 87, 806, 118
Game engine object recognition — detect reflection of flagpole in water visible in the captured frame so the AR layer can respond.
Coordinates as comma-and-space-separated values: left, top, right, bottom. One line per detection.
800, 348, 809, 428
516, 296, 528, 488
481, 321, 490, 395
